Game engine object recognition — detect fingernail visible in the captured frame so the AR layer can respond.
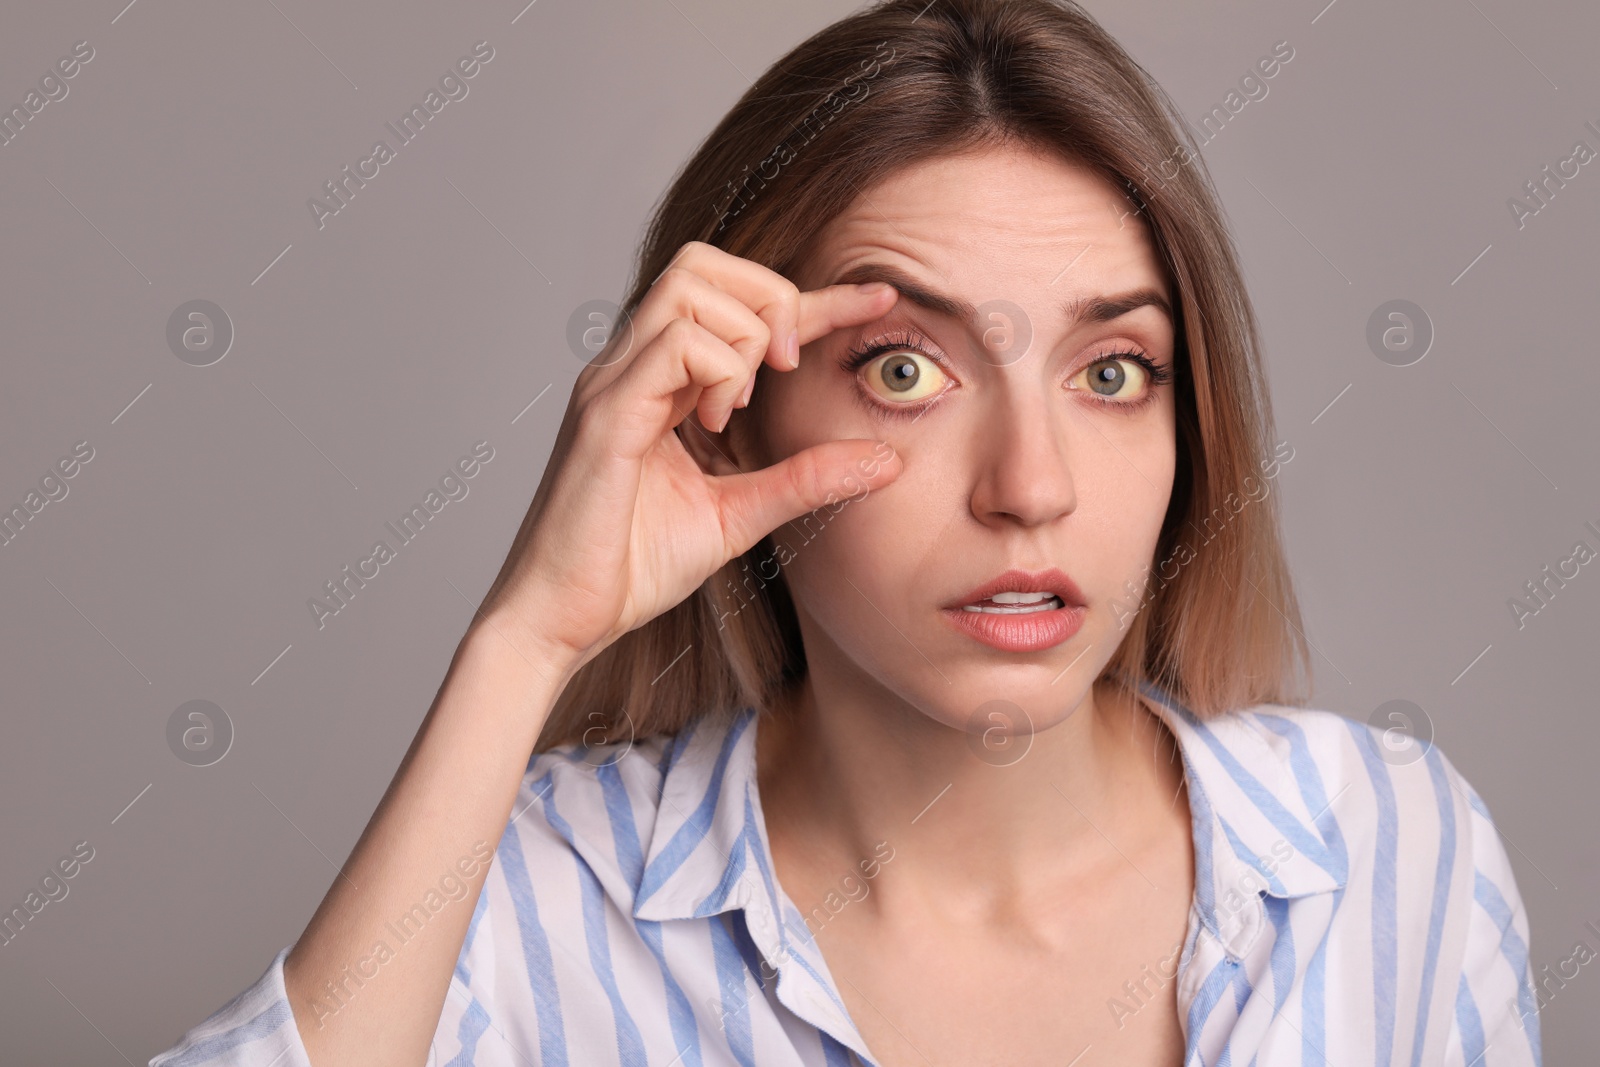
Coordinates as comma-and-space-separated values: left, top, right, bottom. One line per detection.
857, 281, 892, 296
740, 373, 756, 406
787, 329, 800, 368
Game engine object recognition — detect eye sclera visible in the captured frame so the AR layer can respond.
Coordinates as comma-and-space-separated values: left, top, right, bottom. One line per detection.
836, 328, 956, 419
875, 353, 945, 401
838, 325, 1173, 419
1065, 352, 1164, 408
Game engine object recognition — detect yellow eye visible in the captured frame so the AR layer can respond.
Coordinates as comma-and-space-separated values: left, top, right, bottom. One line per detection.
1070, 356, 1151, 403
861, 350, 951, 405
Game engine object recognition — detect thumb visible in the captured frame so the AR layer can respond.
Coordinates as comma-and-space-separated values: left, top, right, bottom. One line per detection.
715, 438, 902, 557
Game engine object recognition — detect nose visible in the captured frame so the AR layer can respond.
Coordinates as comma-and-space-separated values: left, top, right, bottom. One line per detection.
967, 389, 1078, 528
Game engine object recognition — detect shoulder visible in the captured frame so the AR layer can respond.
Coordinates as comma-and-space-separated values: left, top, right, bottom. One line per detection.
1232, 701, 1480, 829
1177, 700, 1496, 894
1226, 705, 1540, 1058
1229, 702, 1514, 919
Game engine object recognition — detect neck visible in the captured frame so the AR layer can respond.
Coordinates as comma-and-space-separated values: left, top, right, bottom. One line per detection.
754, 664, 1188, 928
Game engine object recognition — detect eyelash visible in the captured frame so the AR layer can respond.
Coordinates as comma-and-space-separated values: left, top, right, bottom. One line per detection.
836, 328, 1174, 420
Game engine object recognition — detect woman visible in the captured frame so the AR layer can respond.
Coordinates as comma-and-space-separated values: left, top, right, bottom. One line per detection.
152, 1, 1541, 1064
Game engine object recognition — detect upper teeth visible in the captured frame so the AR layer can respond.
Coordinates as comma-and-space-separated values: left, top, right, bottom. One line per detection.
963, 590, 1062, 614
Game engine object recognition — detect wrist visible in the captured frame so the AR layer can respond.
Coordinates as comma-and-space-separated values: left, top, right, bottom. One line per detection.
460, 607, 588, 696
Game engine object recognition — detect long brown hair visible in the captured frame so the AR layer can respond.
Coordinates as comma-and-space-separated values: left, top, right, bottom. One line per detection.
535, 0, 1311, 752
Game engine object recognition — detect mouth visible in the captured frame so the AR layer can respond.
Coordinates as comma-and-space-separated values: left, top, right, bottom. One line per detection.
940, 567, 1088, 652
946, 567, 1087, 611
958, 591, 1066, 615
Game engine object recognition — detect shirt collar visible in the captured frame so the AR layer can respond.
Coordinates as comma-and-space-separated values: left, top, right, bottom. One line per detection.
1133, 677, 1349, 958
631, 679, 1349, 1009
631, 706, 875, 1059
631, 707, 770, 925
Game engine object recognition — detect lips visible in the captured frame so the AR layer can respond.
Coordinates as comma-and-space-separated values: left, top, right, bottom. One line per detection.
939, 567, 1089, 653
946, 567, 1088, 610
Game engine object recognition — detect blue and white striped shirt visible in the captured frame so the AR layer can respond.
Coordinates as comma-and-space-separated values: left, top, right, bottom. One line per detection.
151, 681, 1543, 1066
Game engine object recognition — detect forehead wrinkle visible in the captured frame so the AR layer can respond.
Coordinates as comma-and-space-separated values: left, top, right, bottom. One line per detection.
823, 259, 1172, 334
807, 202, 1167, 334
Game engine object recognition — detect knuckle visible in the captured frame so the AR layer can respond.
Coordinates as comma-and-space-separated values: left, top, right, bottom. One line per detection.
661, 315, 701, 346
743, 319, 773, 360
787, 447, 825, 504
670, 240, 711, 272
656, 264, 696, 298
774, 276, 801, 308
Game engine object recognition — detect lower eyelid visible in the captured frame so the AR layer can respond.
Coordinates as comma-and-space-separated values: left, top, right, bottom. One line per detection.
847, 363, 944, 414
1086, 393, 1159, 411
856, 389, 943, 420
1079, 380, 1163, 412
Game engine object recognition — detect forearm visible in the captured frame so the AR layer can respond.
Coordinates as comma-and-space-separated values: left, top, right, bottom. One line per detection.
282, 613, 578, 1066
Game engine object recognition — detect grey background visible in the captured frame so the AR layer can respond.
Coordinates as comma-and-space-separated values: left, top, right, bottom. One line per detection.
1, 0, 1595, 1062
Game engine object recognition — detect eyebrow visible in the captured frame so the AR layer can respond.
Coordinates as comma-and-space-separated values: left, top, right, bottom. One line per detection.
826, 262, 1173, 329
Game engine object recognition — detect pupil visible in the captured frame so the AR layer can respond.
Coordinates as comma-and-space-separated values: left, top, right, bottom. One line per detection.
881, 355, 919, 392
1091, 361, 1125, 396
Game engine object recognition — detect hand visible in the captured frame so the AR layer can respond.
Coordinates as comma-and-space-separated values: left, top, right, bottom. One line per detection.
476, 241, 903, 673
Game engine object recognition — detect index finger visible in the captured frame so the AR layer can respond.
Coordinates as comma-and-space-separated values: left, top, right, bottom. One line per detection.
656, 242, 809, 370
795, 281, 899, 360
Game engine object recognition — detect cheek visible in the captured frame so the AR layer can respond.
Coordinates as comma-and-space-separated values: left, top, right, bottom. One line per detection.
780, 482, 920, 604
1075, 408, 1178, 604
771, 460, 951, 671
1084, 392, 1177, 514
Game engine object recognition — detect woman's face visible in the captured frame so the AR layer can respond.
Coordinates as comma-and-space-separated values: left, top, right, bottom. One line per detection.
733, 142, 1178, 734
